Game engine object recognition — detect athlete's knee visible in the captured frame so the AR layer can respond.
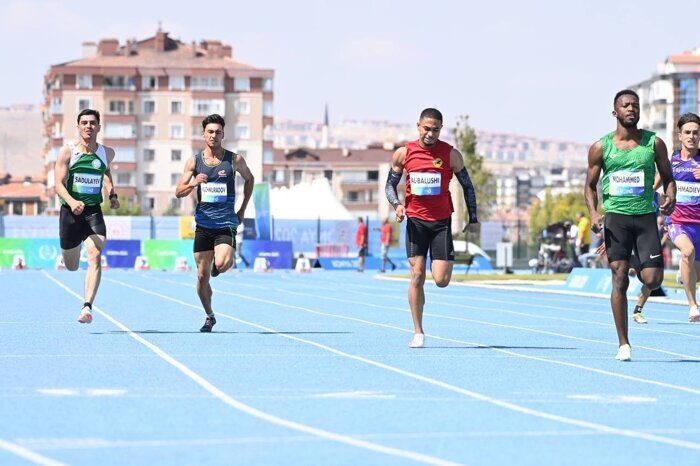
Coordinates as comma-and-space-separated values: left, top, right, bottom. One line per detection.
86, 250, 101, 266
435, 277, 451, 288
611, 271, 629, 290
65, 261, 79, 271
643, 274, 663, 290
410, 269, 426, 287
218, 257, 233, 272
681, 247, 696, 263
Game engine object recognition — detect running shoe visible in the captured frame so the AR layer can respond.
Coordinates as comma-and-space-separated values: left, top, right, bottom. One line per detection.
391, 263, 397, 271
689, 305, 700, 323
409, 333, 425, 348
615, 344, 632, 361
200, 314, 216, 332
211, 260, 220, 277
77, 306, 93, 324
633, 312, 648, 324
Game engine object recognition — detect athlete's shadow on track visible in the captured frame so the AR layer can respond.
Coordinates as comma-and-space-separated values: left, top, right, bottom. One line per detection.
90, 330, 354, 335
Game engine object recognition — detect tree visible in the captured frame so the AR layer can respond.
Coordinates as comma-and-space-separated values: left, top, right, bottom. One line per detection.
451, 115, 495, 223
529, 190, 588, 243
100, 199, 142, 216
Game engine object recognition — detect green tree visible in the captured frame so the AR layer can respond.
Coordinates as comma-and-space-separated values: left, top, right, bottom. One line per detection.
451, 115, 494, 223
529, 190, 588, 243
100, 199, 142, 216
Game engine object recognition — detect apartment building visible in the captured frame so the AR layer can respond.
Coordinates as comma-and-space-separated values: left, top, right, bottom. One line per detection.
629, 45, 700, 147
43, 28, 274, 215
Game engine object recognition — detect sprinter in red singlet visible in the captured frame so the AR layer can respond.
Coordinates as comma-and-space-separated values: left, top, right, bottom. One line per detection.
385, 108, 479, 348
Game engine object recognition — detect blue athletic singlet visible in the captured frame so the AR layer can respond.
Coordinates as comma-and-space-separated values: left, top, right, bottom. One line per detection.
193, 150, 238, 229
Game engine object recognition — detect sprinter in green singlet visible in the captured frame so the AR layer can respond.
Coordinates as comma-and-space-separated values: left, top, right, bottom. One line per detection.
54, 109, 119, 324
584, 90, 676, 361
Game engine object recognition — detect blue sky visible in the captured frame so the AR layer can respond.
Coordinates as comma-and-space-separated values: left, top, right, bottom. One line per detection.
0, 0, 696, 142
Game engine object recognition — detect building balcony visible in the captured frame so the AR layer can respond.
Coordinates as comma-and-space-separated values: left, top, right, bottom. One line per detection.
102, 138, 137, 146
103, 114, 137, 124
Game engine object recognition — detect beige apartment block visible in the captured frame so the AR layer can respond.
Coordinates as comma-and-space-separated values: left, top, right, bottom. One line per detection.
43, 28, 274, 215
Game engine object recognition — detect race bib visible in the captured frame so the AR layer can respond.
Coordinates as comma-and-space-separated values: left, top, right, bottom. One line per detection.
72, 173, 102, 194
677, 180, 700, 204
201, 183, 228, 203
609, 170, 644, 196
410, 172, 441, 196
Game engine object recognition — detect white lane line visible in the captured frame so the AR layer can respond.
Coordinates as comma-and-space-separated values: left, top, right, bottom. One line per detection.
249, 279, 700, 361
42, 272, 459, 466
0, 439, 68, 466
113, 275, 700, 452
154, 275, 700, 396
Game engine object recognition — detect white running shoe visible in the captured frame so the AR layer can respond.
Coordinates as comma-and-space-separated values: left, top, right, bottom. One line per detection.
77, 306, 93, 324
409, 333, 425, 348
689, 305, 700, 323
615, 344, 631, 361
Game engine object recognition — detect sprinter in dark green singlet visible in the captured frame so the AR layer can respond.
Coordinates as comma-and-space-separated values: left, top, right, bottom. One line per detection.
54, 109, 119, 325
175, 114, 254, 332
584, 90, 676, 361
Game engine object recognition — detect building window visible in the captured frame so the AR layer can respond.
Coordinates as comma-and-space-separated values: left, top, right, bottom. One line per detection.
76, 75, 92, 89
324, 170, 333, 181
235, 99, 250, 114
347, 191, 359, 203
235, 125, 250, 139
263, 149, 274, 163
116, 173, 131, 185
169, 124, 184, 139
263, 101, 273, 117
77, 98, 91, 111
170, 100, 183, 114
104, 75, 135, 90
367, 170, 379, 181
108, 100, 126, 114
143, 173, 155, 185
293, 170, 302, 184
104, 123, 136, 139
169, 75, 185, 91
263, 78, 273, 92
142, 100, 156, 114
51, 97, 62, 114
171, 149, 182, 161
191, 76, 223, 91
143, 149, 155, 161
142, 76, 158, 90
274, 170, 285, 183
170, 198, 181, 210
192, 99, 225, 116
171, 173, 180, 185
679, 78, 697, 115
142, 124, 156, 138
234, 77, 250, 92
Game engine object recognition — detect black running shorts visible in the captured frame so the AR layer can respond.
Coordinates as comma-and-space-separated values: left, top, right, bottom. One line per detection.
604, 212, 663, 270
59, 204, 106, 250
193, 225, 236, 253
405, 217, 455, 261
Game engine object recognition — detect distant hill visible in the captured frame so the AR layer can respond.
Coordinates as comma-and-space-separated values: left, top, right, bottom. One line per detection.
0, 105, 43, 178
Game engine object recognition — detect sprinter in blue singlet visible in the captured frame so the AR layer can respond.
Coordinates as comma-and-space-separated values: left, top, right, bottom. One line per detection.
175, 114, 255, 332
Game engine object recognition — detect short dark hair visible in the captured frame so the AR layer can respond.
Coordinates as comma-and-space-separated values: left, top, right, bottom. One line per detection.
77, 108, 100, 124
677, 112, 700, 130
358, 217, 364, 223
419, 108, 443, 122
201, 114, 225, 130
613, 89, 639, 106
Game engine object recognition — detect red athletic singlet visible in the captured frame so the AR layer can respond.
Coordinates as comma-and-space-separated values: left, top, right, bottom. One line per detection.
404, 140, 454, 221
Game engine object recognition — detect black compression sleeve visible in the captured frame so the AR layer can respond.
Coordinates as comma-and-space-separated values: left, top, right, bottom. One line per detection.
455, 168, 478, 223
385, 170, 402, 208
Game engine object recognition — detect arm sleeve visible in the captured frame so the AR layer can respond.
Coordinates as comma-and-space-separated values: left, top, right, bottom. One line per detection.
455, 167, 478, 223
385, 170, 402, 208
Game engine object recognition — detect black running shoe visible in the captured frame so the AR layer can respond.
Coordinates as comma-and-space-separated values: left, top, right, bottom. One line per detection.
211, 261, 220, 277
391, 263, 397, 271
200, 315, 216, 332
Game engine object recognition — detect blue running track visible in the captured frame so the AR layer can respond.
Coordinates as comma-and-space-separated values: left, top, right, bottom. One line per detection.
1, 269, 700, 465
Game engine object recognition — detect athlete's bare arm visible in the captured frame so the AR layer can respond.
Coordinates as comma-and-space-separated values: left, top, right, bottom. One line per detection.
585, 141, 605, 233
654, 137, 676, 215
175, 156, 207, 198
54, 145, 84, 215
386, 147, 406, 222
450, 148, 479, 233
235, 154, 255, 223
103, 146, 119, 210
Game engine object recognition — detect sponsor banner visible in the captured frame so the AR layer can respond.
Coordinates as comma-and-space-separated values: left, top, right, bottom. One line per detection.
0, 238, 62, 268
0, 238, 31, 267
104, 216, 133, 240
241, 240, 293, 269
102, 240, 141, 268
252, 182, 271, 240
179, 216, 196, 239
143, 239, 194, 270
242, 218, 257, 240
566, 267, 650, 297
